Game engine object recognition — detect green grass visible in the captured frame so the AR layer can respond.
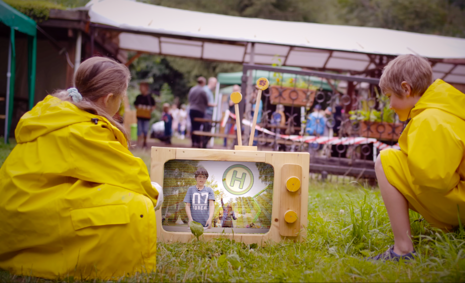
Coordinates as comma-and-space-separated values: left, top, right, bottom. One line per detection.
0, 139, 16, 167
0, 146, 464, 282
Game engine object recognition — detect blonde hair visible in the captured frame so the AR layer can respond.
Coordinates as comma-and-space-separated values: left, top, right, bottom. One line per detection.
54, 57, 131, 145
379, 54, 432, 97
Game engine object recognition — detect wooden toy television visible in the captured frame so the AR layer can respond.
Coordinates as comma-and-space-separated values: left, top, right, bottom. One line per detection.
151, 147, 309, 245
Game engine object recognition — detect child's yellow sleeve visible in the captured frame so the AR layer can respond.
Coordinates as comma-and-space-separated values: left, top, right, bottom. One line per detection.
407, 114, 462, 192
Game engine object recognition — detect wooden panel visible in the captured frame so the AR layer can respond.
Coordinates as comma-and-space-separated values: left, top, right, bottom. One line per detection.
269, 86, 315, 107
176, 148, 266, 162
299, 153, 309, 240
279, 164, 302, 237
265, 151, 308, 242
152, 147, 176, 241
152, 147, 309, 245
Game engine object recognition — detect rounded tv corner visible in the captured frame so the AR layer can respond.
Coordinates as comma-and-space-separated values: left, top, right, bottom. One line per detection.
151, 147, 309, 245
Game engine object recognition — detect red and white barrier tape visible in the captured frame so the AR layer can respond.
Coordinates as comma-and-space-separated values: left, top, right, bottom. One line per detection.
229, 112, 400, 150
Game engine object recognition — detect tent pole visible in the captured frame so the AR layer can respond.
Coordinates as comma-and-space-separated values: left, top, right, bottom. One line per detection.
4, 34, 12, 144
74, 30, 82, 78
28, 35, 37, 110
90, 27, 94, 58
5, 28, 15, 144
243, 42, 255, 144
209, 81, 221, 147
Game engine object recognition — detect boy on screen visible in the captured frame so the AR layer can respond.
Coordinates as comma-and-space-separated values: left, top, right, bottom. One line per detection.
184, 167, 215, 228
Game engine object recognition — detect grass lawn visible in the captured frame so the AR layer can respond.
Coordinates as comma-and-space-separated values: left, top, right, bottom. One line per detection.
0, 144, 464, 282
0, 139, 16, 167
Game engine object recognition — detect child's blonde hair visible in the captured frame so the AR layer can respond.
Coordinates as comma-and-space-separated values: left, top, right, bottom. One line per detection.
379, 54, 433, 97
54, 57, 131, 144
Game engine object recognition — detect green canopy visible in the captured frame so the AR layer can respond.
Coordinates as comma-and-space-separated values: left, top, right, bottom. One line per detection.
0, 1, 37, 143
0, 1, 37, 36
217, 67, 334, 91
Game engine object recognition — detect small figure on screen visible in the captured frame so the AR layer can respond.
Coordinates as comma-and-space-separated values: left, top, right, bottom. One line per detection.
184, 167, 216, 229
221, 197, 237, 228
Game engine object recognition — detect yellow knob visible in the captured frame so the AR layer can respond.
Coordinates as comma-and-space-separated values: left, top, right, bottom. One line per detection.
285, 176, 301, 192
256, 77, 269, 90
230, 92, 242, 104
284, 210, 298, 224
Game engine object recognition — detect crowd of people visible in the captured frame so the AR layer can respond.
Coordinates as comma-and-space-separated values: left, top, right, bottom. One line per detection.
135, 75, 350, 150
134, 76, 218, 149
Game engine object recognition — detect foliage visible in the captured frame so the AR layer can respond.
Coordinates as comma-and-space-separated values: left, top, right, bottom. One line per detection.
0, 139, 16, 167
337, 0, 465, 38
128, 54, 241, 106
47, 0, 88, 8
151, 83, 175, 124
349, 88, 397, 123
349, 109, 396, 123
143, 0, 465, 39
190, 221, 204, 240
145, 0, 322, 22
3, 0, 64, 22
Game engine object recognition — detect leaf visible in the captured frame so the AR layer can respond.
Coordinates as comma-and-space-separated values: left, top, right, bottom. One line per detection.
250, 243, 258, 249
218, 254, 228, 268
190, 221, 204, 240
227, 253, 241, 269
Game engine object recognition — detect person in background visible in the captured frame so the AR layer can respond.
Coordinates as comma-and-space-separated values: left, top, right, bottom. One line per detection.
134, 81, 156, 148
160, 103, 173, 145
221, 198, 237, 228
306, 104, 325, 136
170, 104, 180, 138
178, 104, 188, 139
188, 77, 213, 148
202, 77, 218, 148
323, 106, 333, 137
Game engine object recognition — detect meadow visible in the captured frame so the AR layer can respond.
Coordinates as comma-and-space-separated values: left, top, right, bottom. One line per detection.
0, 141, 464, 282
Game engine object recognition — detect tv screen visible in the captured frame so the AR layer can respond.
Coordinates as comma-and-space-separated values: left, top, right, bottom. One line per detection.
162, 160, 274, 234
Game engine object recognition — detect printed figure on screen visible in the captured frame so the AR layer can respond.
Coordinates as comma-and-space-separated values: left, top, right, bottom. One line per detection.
221, 197, 237, 228
184, 167, 216, 228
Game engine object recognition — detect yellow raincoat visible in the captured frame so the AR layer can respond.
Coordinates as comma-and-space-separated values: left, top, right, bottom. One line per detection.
0, 96, 158, 279
380, 79, 465, 230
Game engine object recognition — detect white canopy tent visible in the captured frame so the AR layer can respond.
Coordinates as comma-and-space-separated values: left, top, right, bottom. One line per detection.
87, 0, 465, 84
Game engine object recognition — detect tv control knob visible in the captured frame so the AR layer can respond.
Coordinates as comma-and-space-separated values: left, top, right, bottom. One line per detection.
285, 176, 301, 192
284, 210, 298, 224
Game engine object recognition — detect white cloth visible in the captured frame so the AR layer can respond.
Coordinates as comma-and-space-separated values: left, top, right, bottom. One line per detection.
151, 182, 163, 211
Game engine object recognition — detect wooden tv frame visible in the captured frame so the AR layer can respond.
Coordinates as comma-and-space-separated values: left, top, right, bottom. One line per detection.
151, 147, 309, 245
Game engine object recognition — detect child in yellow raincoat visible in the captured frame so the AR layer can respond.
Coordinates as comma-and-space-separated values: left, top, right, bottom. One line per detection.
0, 57, 163, 279
371, 54, 465, 261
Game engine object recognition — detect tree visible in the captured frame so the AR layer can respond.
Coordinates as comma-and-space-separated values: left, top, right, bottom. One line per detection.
336, 0, 465, 37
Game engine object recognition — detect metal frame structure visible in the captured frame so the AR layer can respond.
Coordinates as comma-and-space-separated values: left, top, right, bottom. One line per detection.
236, 64, 397, 180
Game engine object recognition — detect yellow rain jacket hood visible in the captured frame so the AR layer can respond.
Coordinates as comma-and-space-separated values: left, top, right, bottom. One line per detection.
0, 96, 158, 279
380, 79, 465, 230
